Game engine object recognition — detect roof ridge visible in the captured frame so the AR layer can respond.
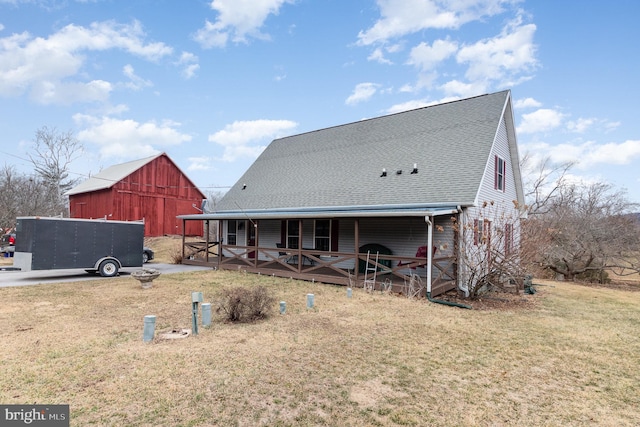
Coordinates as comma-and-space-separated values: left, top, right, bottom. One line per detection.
276, 90, 508, 142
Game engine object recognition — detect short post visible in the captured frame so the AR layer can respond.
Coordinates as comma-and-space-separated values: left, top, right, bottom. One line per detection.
192, 292, 203, 335
201, 302, 212, 327
306, 293, 314, 309
143, 315, 156, 342
347, 288, 352, 298
279, 301, 286, 314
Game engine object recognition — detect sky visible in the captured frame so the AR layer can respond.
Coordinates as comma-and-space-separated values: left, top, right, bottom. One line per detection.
1, 0, 640, 204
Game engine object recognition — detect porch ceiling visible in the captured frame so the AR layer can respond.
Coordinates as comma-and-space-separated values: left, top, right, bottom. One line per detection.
178, 204, 462, 220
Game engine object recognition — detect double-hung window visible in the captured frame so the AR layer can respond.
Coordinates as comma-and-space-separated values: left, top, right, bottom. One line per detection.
287, 220, 299, 249
227, 220, 237, 245
314, 220, 330, 251
505, 223, 514, 256
495, 155, 506, 192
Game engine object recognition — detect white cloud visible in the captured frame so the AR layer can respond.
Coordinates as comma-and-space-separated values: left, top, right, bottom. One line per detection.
397, 11, 537, 100
385, 99, 430, 114
122, 64, 152, 90
187, 156, 213, 171
0, 20, 172, 104
456, 14, 537, 85
368, 47, 393, 64
194, 0, 294, 48
407, 39, 458, 72
385, 95, 461, 114
521, 139, 640, 170
31, 79, 113, 105
517, 108, 565, 134
74, 114, 191, 160
357, 0, 513, 46
604, 121, 621, 132
345, 82, 380, 105
175, 51, 200, 79
208, 119, 298, 162
566, 117, 595, 133
440, 79, 487, 98
514, 97, 541, 109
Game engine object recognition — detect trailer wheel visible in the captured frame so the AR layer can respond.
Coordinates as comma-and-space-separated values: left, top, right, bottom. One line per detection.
99, 259, 119, 277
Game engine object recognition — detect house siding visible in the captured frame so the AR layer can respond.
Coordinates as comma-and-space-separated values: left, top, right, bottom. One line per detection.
222, 216, 455, 275
465, 115, 521, 256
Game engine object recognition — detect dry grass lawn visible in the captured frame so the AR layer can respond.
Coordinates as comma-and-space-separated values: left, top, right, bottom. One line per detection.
1, 258, 639, 425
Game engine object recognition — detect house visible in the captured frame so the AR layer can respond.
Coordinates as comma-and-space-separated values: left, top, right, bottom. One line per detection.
66, 153, 205, 237
178, 90, 525, 296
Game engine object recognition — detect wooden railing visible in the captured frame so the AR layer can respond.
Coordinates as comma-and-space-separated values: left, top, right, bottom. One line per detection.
187, 244, 454, 285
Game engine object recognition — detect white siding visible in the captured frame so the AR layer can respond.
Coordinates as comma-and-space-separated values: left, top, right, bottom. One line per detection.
463, 115, 522, 274
222, 216, 456, 273
475, 116, 519, 209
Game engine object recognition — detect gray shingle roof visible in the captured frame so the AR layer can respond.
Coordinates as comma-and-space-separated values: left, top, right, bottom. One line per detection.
216, 91, 514, 212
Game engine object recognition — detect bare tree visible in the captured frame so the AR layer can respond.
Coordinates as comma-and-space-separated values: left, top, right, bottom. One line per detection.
522, 182, 640, 281
202, 189, 226, 241
0, 165, 53, 227
204, 189, 225, 213
28, 126, 83, 216
520, 153, 574, 215
454, 201, 526, 298
0, 165, 22, 228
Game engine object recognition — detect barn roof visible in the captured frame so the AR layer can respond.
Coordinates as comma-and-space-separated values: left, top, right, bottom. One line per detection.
65, 154, 162, 196
181, 90, 522, 219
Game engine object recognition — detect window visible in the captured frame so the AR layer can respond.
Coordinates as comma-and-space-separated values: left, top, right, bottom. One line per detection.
473, 219, 479, 245
314, 220, 330, 251
495, 155, 506, 192
227, 220, 237, 245
287, 220, 299, 249
473, 219, 491, 246
505, 223, 514, 256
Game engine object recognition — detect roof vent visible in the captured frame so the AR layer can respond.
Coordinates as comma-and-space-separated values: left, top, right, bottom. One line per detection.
242, 184, 247, 190
380, 168, 387, 177
396, 170, 402, 175
411, 163, 418, 174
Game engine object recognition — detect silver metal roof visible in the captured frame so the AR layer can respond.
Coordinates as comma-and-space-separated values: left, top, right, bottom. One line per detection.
65, 154, 162, 196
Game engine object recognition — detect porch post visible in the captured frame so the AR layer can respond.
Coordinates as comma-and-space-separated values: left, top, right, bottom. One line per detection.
354, 218, 360, 282
205, 220, 210, 262
297, 219, 303, 272
254, 220, 259, 268
426, 215, 433, 295
181, 219, 186, 260
217, 219, 222, 270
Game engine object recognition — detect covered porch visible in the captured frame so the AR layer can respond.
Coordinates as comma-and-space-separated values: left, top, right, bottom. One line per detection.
179, 206, 462, 297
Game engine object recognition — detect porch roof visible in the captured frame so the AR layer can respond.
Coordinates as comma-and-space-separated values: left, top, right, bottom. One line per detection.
178, 204, 461, 220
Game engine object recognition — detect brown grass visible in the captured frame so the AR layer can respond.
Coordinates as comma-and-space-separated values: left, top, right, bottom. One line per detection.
1, 269, 639, 425
144, 235, 185, 264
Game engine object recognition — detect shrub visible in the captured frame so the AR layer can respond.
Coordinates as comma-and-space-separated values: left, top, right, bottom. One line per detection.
576, 269, 611, 284
169, 247, 184, 264
216, 286, 275, 322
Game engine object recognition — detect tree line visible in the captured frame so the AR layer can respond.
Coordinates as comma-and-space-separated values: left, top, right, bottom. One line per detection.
458, 154, 640, 297
0, 127, 82, 229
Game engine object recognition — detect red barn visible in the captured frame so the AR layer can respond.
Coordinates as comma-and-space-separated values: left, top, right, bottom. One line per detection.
66, 153, 205, 237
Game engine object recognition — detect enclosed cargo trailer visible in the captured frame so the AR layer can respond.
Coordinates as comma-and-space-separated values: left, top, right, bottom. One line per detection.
13, 217, 145, 277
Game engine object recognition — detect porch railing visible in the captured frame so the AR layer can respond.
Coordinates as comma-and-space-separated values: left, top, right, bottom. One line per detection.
182, 243, 456, 292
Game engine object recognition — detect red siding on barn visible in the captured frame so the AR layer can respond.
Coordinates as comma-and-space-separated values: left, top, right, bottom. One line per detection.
68, 153, 205, 237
